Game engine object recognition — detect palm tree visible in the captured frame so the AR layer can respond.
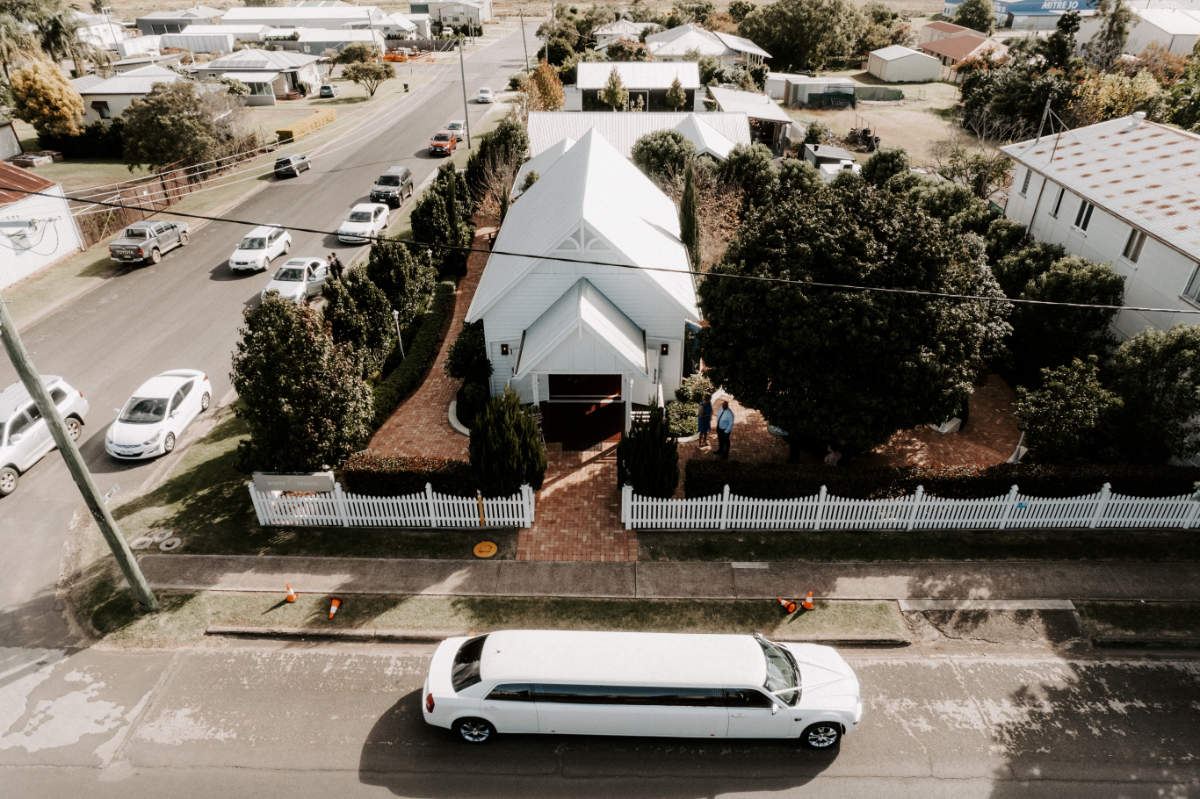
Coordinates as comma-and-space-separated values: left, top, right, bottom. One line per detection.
34, 6, 87, 77
0, 13, 37, 84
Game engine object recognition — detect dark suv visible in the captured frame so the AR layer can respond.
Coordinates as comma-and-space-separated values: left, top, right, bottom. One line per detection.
369, 166, 414, 207
274, 154, 310, 178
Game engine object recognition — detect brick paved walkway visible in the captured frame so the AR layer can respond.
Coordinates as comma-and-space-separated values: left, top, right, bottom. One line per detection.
367, 222, 494, 460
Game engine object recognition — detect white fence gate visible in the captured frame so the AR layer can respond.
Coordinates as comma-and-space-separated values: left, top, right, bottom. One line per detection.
249, 481, 535, 529
621, 483, 1200, 531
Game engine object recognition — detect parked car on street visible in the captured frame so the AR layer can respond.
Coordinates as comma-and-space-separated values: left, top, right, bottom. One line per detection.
422, 630, 863, 748
476, 87, 494, 103
0, 376, 89, 497
261, 257, 328, 304
337, 203, 389, 243
319, 84, 336, 98
105, 370, 212, 460
108, 221, 189, 265
274, 154, 311, 178
446, 119, 466, 142
228, 225, 292, 273
369, 165, 414, 207
429, 130, 457, 156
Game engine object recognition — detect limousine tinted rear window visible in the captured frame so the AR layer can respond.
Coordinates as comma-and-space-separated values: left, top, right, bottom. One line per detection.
534, 685, 727, 707
451, 634, 488, 692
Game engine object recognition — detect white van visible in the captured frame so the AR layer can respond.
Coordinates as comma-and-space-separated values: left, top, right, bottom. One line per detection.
422, 630, 862, 749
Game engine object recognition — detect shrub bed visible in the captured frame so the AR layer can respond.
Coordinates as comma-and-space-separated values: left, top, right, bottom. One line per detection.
371, 280, 455, 427
684, 460, 1200, 500
37, 119, 125, 159
666, 400, 698, 437
340, 452, 474, 496
276, 108, 337, 143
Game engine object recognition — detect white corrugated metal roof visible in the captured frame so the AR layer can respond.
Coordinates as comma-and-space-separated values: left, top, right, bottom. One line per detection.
204, 48, 320, 70
708, 87, 792, 123
221, 71, 279, 83
181, 24, 269, 36
291, 28, 381, 41
644, 23, 726, 57
871, 45, 926, 61
221, 6, 383, 23
526, 112, 750, 159
576, 61, 700, 90
1001, 116, 1200, 259
713, 31, 770, 58
673, 113, 737, 159
80, 65, 181, 95
513, 137, 574, 199
467, 129, 698, 324
1133, 7, 1200, 35
595, 19, 658, 36
514, 279, 647, 378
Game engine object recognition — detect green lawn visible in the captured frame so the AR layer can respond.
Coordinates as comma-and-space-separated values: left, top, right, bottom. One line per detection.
28, 159, 151, 192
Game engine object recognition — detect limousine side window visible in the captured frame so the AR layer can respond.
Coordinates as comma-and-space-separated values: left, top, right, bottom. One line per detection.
533, 684, 726, 707
724, 688, 774, 708
451, 634, 488, 692
487, 683, 532, 701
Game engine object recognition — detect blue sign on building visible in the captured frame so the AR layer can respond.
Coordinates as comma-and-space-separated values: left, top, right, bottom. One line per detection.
945, 0, 1099, 15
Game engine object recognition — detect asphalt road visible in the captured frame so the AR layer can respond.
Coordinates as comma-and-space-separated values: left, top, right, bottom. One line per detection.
0, 27, 534, 648
0, 644, 1197, 798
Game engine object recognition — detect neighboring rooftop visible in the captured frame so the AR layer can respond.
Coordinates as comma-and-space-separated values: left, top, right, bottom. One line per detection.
923, 20, 978, 35
0, 162, 54, 207
200, 48, 321, 70
919, 33, 1008, 62
525, 111, 751, 160
576, 61, 700, 90
137, 5, 223, 21
644, 23, 770, 59
1001, 116, 1200, 259
1132, 6, 1200, 34
712, 30, 770, 59
77, 65, 182, 95
871, 44, 927, 60
708, 87, 792, 123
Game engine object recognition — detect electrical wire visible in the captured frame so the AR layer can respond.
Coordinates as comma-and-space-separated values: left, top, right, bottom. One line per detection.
5, 183, 1200, 317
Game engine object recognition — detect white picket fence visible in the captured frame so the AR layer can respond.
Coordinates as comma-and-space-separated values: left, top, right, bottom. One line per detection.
621, 483, 1200, 531
249, 481, 536, 529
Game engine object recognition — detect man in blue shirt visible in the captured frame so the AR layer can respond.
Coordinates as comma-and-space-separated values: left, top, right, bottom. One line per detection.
715, 400, 734, 460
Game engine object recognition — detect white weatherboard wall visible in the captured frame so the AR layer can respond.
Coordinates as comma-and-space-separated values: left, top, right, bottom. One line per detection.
623, 484, 1200, 531
0, 189, 84, 291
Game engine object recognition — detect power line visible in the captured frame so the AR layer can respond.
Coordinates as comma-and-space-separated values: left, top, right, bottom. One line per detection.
5, 183, 1200, 317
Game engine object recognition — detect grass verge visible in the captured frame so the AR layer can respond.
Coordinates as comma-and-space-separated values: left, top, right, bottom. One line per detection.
1077, 601, 1200, 642
86, 593, 903, 647
110, 406, 516, 560
638, 530, 1200, 562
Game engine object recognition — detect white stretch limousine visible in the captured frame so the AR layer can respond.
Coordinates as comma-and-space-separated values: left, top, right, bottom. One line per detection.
422, 630, 862, 749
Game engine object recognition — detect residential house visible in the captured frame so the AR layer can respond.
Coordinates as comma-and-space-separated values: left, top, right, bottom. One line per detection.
380, 13, 419, 39
1000, 114, 1200, 339
70, 10, 126, 50
867, 45, 941, 82
159, 29, 240, 55
768, 74, 856, 108
1077, 6, 1200, 57
273, 28, 387, 55
802, 142, 861, 182
410, 0, 493, 27
918, 20, 984, 44
918, 33, 1008, 81
116, 36, 162, 60
707, 86, 792, 151
136, 6, 224, 35
0, 163, 84, 291
593, 19, 659, 48
219, 6, 388, 29
571, 62, 701, 112
75, 65, 184, 124
110, 53, 185, 72
465, 130, 700, 439
401, 13, 433, 38
644, 23, 770, 65
190, 49, 323, 104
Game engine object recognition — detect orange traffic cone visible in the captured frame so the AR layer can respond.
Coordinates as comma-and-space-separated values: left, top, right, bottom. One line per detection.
328, 597, 342, 619
801, 591, 814, 611
777, 597, 798, 614
284, 584, 297, 603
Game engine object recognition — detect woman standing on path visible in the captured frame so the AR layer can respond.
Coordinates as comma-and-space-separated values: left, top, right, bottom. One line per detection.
697, 394, 713, 447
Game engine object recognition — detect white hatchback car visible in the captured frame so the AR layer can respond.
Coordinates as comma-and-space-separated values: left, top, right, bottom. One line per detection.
228, 225, 292, 273
476, 87, 494, 103
261, 257, 328, 304
0, 376, 89, 497
337, 203, 389, 244
105, 370, 212, 460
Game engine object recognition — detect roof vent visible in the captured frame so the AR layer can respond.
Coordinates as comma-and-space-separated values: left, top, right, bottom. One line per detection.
1125, 111, 1146, 130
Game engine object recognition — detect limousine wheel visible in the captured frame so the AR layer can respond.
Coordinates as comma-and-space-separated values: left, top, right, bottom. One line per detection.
801, 722, 841, 750
453, 717, 495, 744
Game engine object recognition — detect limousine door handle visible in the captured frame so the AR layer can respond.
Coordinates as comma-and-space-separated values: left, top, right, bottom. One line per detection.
730, 713, 746, 718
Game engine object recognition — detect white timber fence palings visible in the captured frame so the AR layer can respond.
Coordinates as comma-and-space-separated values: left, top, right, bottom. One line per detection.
247, 481, 535, 528
622, 483, 1200, 531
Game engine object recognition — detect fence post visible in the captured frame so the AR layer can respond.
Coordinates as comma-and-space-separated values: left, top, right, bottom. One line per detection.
425, 482, 437, 528
333, 481, 350, 527
719, 484, 731, 530
1089, 482, 1111, 529
998, 484, 1019, 530
906, 485, 924, 532
521, 483, 534, 528
248, 482, 266, 525
621, 484, 633, 530
476, 489, 486, 527
815, 485, 828, 532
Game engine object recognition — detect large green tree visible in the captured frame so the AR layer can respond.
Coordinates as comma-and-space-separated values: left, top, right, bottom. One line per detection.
231, 297, 373, 472
718, 142, 778, 210
323, 270, 395, 376
1109, 324, 1200, 462
738, 0, 863, 71
9, 60, 82, 137
469, 388, 547, 496
410, 162, 473, 276
365, 239, 437, 327
953, 0, 995, 35
631, 129, 696, 188
599, 66, 628, 110
616, 402, 679, 497
122, 80, 240, 171
1015, 356, 1121, 462
1085, 0, 1133, 72
464, 117, 529, 206
343, 61, 392, 97
679, 160, 700, 270
699, 176, 1011, 454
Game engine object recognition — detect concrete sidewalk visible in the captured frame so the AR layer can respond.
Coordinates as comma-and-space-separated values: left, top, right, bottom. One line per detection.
137, 555, 1200, 601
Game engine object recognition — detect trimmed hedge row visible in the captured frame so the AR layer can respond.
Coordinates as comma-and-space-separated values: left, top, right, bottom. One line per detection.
371, 280, 456, 427
684, 460, 1200, 500
276, 108, 337, 143
340, 452, 474, 496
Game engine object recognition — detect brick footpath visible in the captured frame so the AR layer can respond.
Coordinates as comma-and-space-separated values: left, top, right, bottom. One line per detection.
367, 223, 493, 460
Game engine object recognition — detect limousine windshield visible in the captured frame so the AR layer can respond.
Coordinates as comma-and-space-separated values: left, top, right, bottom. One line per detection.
759, 636, 800, 705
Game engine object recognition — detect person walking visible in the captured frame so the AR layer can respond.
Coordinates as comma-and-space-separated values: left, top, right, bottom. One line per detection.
715, 400, 734, 460
697, 394, 713, 448
328, 253, 343, 281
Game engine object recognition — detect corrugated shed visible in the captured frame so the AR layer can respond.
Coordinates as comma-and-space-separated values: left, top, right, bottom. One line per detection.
0, 162, 56, 207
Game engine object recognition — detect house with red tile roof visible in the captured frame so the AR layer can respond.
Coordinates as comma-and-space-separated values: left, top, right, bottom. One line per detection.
0, 162, 84, 290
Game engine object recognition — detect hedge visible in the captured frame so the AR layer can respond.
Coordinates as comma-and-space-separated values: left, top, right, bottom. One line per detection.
684, 461, 1200, 500
276, 108, 337, 143
340, 452, 474, 496
371, 280, 456, 427
37, 119, 124, 159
